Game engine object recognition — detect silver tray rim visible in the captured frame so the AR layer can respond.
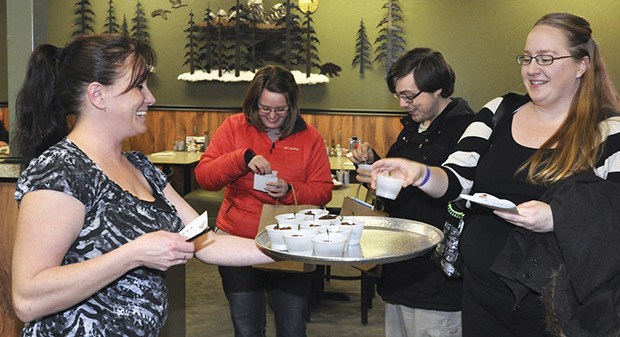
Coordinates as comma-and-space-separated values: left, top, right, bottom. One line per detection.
255, 216, 444, 265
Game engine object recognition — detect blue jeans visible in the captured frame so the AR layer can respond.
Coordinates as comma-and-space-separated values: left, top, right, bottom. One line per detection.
218, 266, 312, 337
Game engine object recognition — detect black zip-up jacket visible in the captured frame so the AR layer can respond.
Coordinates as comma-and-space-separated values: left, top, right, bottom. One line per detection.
377, 97, 474, 311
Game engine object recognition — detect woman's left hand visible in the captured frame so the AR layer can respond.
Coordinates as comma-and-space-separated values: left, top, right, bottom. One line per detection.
494, 200, 554, 232
265, 178, 290, 198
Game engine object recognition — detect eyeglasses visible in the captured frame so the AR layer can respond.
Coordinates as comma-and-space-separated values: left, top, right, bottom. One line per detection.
258, 104, 289, 116
393, 91, 423, 103
516, 54, 573, 66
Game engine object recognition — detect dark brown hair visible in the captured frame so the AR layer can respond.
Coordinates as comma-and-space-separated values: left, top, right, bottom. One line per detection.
243, 65, 300, 137
387, 48, 456, 98
14, 34, 156, 161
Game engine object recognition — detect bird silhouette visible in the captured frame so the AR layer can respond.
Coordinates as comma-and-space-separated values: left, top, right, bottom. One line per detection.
169, 0, 188, 9
151, 9, 172, 20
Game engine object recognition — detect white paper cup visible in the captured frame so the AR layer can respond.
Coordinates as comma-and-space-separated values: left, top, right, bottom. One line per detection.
274, 212, 310, 227
253, 171, 278, 192
357, 164, 372, 179
265, 224, 295, 251
315, 214, 342, 227
312, 233, 348, 257
283, 229, 318, 256
298, 208, 329, 220
340, 217, 365, 245
330, 227, 352, 251
376, 174, 404, 200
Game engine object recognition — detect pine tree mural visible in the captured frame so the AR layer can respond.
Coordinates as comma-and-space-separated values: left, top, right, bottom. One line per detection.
299, 7, 320, 77
240, 3, 262, 72
374, 0, 406, 78
273, 1, 303, 68
121, 15, 130, 37
352, 18, 373, 76
103, 0, 120, 34
213, 10, 232, 77
183, 11, 200, 74
198, 7, 216, 73
72, 0, 96, 37
284, 0, 293, 68
230, 0, 246, 77
131, 0, 150, 44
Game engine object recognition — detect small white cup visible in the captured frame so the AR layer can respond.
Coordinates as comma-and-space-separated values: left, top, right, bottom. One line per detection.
376, 174, 404, 200
357, 164, 372, 180
274, 212, 310, 227
283, 229, 318, 256
312, 233, 348, 257
340, 217, 365, 245
330, 227, 353, 251
299, 208, 329, 220
315, 214, 342, 228
265, 224, 295, 251
253, 171, 278, 192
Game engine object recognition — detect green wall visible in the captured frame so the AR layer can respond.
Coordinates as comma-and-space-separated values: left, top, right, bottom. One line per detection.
4, 0, 620, 112
0, 0, 7, 105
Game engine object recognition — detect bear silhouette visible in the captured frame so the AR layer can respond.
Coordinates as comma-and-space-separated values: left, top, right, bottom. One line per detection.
319, 63, 342, 77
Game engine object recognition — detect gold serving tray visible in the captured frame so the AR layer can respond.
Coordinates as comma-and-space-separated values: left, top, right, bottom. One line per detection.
255, 216, 443, 265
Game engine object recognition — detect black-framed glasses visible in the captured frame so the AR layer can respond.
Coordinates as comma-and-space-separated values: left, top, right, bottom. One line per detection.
516, 54, 573, 66
258, 104, 289, 116
393, 91, 423, 103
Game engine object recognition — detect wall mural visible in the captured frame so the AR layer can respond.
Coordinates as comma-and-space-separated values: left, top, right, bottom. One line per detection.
71, 0, 406, 84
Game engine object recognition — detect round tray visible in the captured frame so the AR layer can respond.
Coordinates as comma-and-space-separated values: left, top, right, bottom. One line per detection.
255, 216, 443, 265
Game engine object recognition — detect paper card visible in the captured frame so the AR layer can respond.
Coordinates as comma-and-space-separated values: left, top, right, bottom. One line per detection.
179, 211, 210, 241
253, 171, 278, 192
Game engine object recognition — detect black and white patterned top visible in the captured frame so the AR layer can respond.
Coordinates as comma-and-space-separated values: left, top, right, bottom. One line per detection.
15, 138, 184, 337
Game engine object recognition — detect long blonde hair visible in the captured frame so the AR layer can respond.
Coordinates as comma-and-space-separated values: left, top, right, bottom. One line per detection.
523, 13, 620, 185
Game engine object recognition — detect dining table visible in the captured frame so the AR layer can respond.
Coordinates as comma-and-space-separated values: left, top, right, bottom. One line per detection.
329, 156, 356, 171
147, 151, 203, 195
326, 183, 368, 210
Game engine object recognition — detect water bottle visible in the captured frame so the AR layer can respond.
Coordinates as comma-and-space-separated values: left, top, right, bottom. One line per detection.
349, 136, 360, 152
432, 200, 467, 277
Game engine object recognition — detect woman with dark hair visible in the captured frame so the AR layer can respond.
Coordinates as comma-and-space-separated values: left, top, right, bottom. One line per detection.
370, 13, 620, 336
11, 34, 273, 337
195, 65, 332, 337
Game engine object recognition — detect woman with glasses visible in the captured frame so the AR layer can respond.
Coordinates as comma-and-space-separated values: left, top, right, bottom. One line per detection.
369, 13, 620, 336
195, 65, 332, 337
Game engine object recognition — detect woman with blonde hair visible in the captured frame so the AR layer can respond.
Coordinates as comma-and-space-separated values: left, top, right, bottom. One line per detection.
370, 12, 620, 336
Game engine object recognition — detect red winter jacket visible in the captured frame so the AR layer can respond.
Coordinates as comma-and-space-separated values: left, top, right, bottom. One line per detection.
194, 113, 333, 238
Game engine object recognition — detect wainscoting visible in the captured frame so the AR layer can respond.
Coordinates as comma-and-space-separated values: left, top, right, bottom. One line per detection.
125, 109, 405, 157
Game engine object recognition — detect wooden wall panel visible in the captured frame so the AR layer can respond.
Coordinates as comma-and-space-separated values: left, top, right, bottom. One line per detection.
0, 181, 22, 337
127, 110, 405, 158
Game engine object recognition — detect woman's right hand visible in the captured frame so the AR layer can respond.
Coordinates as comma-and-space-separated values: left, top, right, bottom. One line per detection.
248, 155, 272, 175
369, 158, 427, 189
131, 231, 196, 271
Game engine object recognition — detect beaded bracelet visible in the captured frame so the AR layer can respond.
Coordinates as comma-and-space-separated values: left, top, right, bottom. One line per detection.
416, 166, 431, 187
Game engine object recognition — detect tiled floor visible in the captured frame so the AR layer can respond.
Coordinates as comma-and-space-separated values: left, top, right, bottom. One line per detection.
186, 259, 386, 336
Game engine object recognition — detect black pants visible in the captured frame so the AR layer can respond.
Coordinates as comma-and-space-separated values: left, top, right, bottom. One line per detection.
218, 266, 312, 337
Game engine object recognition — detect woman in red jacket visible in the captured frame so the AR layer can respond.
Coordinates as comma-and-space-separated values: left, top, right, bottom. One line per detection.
195, 65, 332, 337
